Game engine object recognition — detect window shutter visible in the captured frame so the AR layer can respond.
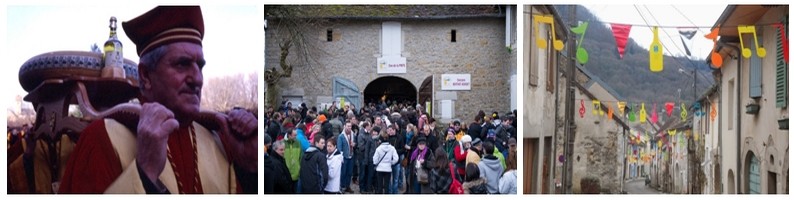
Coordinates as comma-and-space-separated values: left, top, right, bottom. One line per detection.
749, 35, 763, 99
776, 16, 788, 108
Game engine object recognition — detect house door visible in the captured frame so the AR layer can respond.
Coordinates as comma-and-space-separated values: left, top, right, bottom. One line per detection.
748, 153, 761, 194
333, 77, 361, 109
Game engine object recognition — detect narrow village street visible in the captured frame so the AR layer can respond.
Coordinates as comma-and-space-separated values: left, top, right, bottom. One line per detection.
624, 179, 664, 194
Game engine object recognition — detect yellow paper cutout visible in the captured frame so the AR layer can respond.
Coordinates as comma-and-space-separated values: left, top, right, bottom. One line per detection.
532, 15, 564, 51
737, 25, 767, 58
617, 101, 626, 114
657, 140, 662, 148
668, 129, 676, 136
592, 100, 603, 116
639, 103, 647, 123
649, 27, 664, 72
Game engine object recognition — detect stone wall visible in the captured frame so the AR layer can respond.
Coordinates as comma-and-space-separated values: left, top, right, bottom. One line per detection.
266, 17, 512, 121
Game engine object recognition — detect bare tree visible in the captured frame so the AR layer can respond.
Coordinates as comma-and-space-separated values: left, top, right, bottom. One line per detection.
201, 73, 258, 112
264, 6, 329, 107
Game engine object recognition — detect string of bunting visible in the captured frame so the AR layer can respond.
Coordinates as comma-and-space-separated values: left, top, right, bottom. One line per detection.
573, 98, 715, 123
531, 14, 789, 70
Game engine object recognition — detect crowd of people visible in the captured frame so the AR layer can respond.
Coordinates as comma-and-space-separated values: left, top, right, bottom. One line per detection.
263, 100, 518, 194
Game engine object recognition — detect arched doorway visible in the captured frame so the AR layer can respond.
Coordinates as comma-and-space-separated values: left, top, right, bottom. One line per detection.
417, 76, 432, 114
745, 151, 761, 194
364, 76, 417, 107
728, 170, 736, 194
715, 163, 722, 193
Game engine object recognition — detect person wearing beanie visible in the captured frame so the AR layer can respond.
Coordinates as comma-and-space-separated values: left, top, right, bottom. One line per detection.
453, 135, 472, 179
59, 6, 258, 194
320, 114, 334, 140
407, 136, 434, 194
477, 141, 503, 194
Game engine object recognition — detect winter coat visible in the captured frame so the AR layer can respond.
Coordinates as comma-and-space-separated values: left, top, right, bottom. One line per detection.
262, 155, 275, 193
296, 129, 310, 152
498, 170, 517, 194
372, 142, 398, 172
430, 162, 453, 194
299, 146, 328, 194
337, 132, 353, 159
321, 121, 334, 140
355, 130, 370, 161
494, 147, 506, 168
329, 118, 343, 139
269, 149, 295, 194
467, 123, 483, 141
443, 139, 457, 161
407, 148, 434, 194
480, 123, 496, 141
267, 120, 281, 141
453, 144, 468, 177
388, 132, 406, 156
284, 138, 303, 181
477, 155, 504, 194
463, 178, 489, 194
466, 148, 481, 166
324, 149, 343, 193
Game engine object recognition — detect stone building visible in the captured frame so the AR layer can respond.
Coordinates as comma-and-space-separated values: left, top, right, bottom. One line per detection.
707, 5, 788, 194
265, 5, 517, 122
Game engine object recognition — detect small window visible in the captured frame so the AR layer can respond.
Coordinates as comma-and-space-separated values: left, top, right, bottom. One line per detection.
451, 29, 457, 42
327, 29, 333, 42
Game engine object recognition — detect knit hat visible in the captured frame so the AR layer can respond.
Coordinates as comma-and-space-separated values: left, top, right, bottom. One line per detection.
317, 114, 327, 123
461, 135, 472, 143
472, 138, 482, 146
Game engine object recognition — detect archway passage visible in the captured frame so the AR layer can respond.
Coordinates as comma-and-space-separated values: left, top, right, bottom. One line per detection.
728, 170, 736, 194
418, 76, 432, 110
364, 76, 417, 107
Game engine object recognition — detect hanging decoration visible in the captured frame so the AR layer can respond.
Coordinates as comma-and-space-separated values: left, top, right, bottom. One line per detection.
607, 105, 614, 120
705, 27, 723, 68
579, 99, 586, 118
693, 102, 703, 117
650, 103, 658, 124
571, 22, 590, 64
610, 23, 632, 59
617, 101, 627, 115
710, 104, 717, 122
657, 140, 663, 149
628, 103, 636, 122
685, 130, 691, 139
649, 26, 664, 72
533, 15, 564, 51
694, 131, 699, 142
737, 25, 767, 58
664, 102, 674, 117
592, 100, 603, 116
639, 103, 647, 123
668, 129, 677, 136
678, 28, 698, 57
680, 102, 688, 121
773, 23, 789, 63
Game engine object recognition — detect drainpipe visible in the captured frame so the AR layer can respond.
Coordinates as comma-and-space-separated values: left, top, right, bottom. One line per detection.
723, 43, 742, 194
551, 43, 560, 193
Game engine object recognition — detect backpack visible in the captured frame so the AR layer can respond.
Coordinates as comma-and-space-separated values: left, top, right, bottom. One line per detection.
448, 163, 464, 194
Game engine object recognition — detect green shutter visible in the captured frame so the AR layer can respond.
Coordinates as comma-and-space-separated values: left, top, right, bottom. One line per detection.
776, 16, 788, 108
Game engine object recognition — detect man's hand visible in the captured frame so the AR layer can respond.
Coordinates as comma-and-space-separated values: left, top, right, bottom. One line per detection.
136, 103, 179, 183
225, 109, 258, 172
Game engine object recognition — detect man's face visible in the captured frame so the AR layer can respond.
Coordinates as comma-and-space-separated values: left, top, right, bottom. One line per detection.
289, 130, 297, 140
141, 42, 205, 121
275, 145, 285, 157
387, 127, 395, 136
316, 139, 326, 150
375, 117, 382, 125
344, 123, 352, 134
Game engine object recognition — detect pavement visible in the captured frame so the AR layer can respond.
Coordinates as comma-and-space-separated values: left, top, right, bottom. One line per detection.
624, 178, 664, 194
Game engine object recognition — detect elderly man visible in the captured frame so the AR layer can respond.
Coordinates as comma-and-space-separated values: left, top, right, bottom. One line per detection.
59, 6, 257, 194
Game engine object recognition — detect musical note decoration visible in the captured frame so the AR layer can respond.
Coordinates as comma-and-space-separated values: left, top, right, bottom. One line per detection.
617, 101, 626, 115
571, 22, 590, 64
592, 100, 603, 116
533, 15, 564, 51
773, 23, 789, 63
705, 27, 723, 68
737, 25, 767, 58
650, 103, 658, 124
710, 104, 717, 122
579, 99, 586, 118
680, 102, 688, 122
657, 140, 663, 148
639, 103, 647, 123
694, 131, 699, 141
668, 129, 676, 136
650, 27, 664, 72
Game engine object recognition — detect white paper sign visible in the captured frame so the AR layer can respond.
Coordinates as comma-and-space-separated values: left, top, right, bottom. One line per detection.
376, 56, 407, 74
441, 74, 471, 90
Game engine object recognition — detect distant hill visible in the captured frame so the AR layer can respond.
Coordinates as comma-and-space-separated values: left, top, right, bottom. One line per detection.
554, 5, 715, 103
